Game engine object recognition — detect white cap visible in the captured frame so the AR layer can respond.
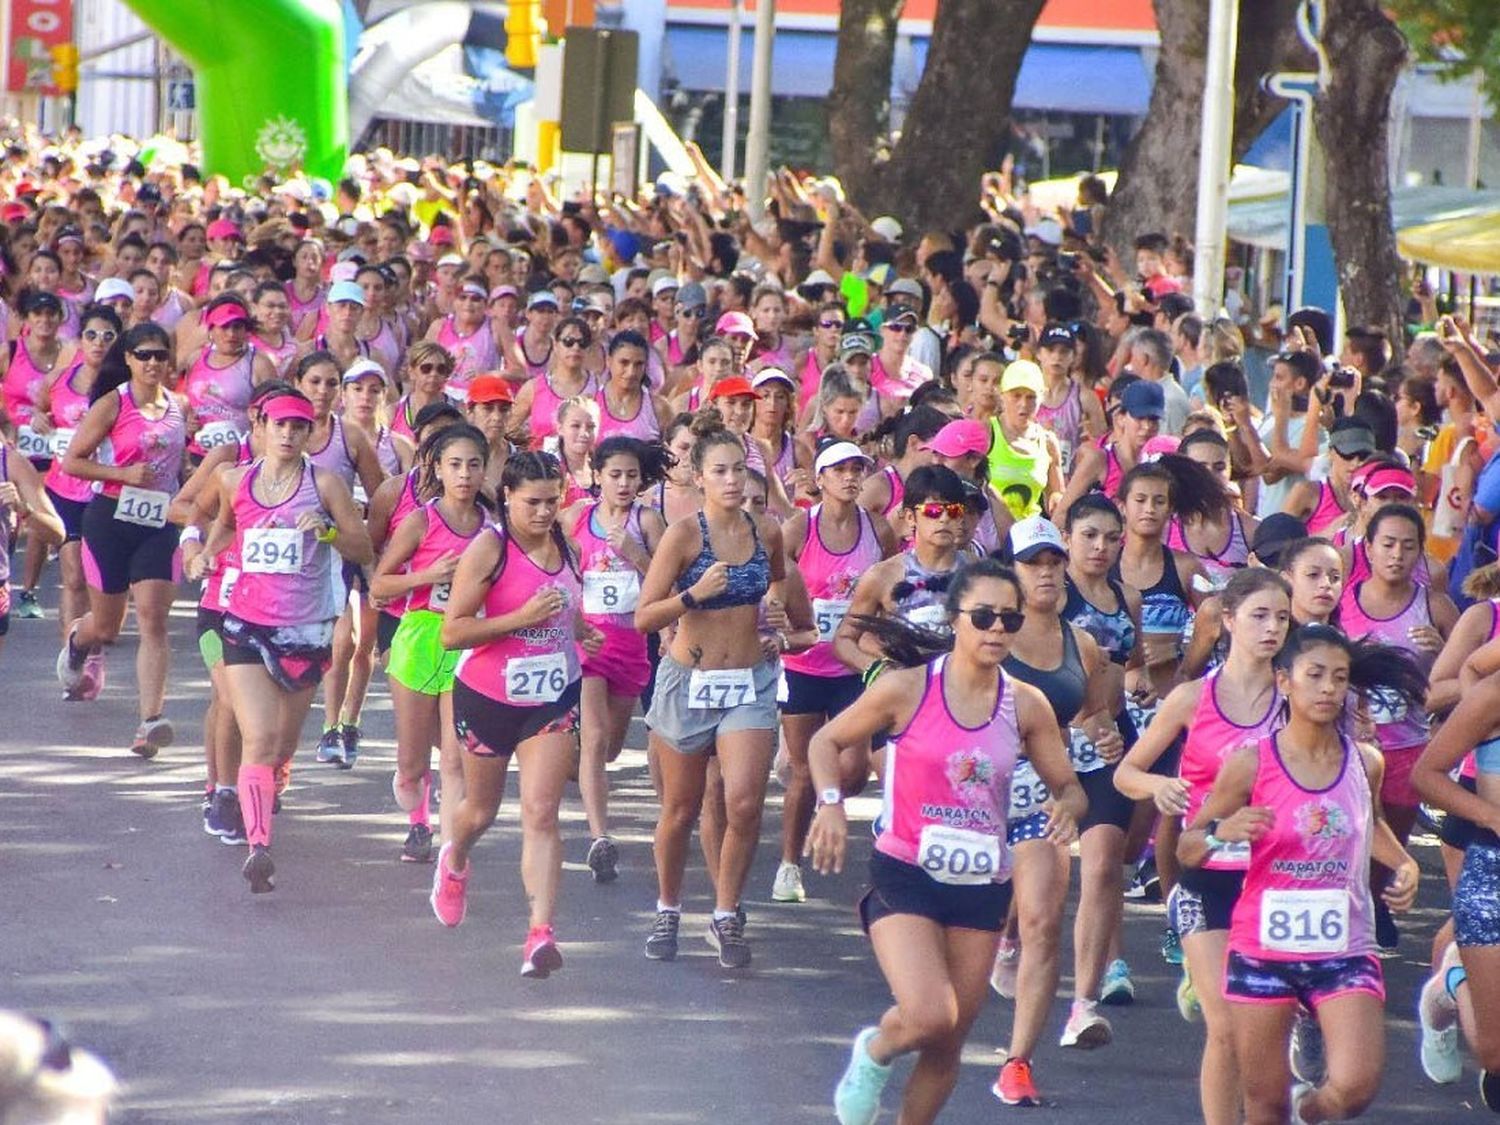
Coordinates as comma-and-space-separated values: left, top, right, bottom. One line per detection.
750, 367, 796, 392
436, 253, 464, 269
871, 216, 903, 242
1008, 515, 1067, 561
94, 277, 136, 303
814, 441, 874, 475
651, 275, 680, 298
341, 358, 388, 384
1025, 218, 1064, 247
797, 268, 836, 295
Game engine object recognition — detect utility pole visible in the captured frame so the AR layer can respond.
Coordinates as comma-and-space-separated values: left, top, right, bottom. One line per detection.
742, 0, 774, 219
721, 0, 742, 183
1191, 0, 1240, 318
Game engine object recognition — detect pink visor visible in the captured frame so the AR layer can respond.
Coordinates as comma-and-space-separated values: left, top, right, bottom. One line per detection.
205, 303, 249, 329
261, 395, 316, 424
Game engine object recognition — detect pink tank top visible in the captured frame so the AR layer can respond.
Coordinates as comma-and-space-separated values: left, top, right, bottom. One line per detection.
1179, 669, 1283, 872
769, 431, 796, 491
595, 386, 660, 442
185, 345, 257, 452
436, 316, 498, 391
1165, 513, 1251, 592
379, 469, 425, 622
4, 339, 68, 431
1035, 380, 1083, 475
152, 290, 190, 332
1101, 440, 1125, 498
880, 464, 905, 518
307, 415, 357, 490
1337, 581, 1434, 750
874, 656, 1021, 883
572, 501, 647, 630
1229, 732, 1376, 962
516, 327, 552, 381
784, 505, 883, 679
250, 331, 298, 379
529, 373, 597, 449
227, 459, 339, 627
405, 499, 487, 614
798, 350, 824, 417
1345, 536, 1431, 587
285, 281, 325, 330
200, 437, 256, 613
453, 530, 582, 706
364, 318, 402, 374
0, 445, 12, 583
1306, 480, 1346, 534
41, 361, 93, 502
99, 383, 186, 498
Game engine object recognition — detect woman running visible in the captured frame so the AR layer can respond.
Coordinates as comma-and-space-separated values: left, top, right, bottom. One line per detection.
513, 316, 597, 452
568, 436, 669, 883
284, 238, 326, 335
635, 416, 790, 969
1115, 568, 1292, 1125
0, 436, 66, 658
596, 331, 671, 443
554, 397, 599, 507
748, 367, 812, 504
671, 336, 739, 414
1168, 429, 1259, 593
373, 424, 491, 864
809, 557, 1083, 1125
430, 451, 603, 979
56, 323, 185, 754
773, 441, 898, 904
858, 405, 945, 539
248, 281, 300, 380
425, 277, 497, 394
184, 296, 277, 456
391, 342, 455, 445
186, 390, 373, 892
1190, 625, 1424, 1125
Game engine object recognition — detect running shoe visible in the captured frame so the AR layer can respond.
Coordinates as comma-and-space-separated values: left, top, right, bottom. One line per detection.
129, 716, 173, 760
1099, 958, 1135, 1006
521, 925, 564, 979
78, 649, 105, 701
992, 1057, 1041, 1107
645, 909, 680, 961
1290, 1081, 1315, 1125
1418, 961, 1462, 1085
1124, 852, 1160, 902
707, 913, 751, 969
990, 936, 1020, 999
1481, 1069, 1500, 1111
833, 1026, 891, 1125
55, 626, 86, 693
1289, 1009, 1326, 1085
204, 789, 231, 837
242, 846, 275, 894
274, 759, 292, 797
338, 723, 361, 769
771, 860, 806, 903
430, 842, 469, 927
586, 836, 619, 884
1059, 999, 1112, 1049
217, 796, 246, 847
314, 727, 345, 765
15, 589, 43, 619
1374, 899, 1399, 951
1176, 966, 1202, 1023
1160, 925, 1184, 966
401, 823, 434, 864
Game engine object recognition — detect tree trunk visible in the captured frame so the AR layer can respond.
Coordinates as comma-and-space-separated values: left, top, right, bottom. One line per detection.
864, 0, 1046, 236
827, 0, 904, 208
1314, 0, 1408, 341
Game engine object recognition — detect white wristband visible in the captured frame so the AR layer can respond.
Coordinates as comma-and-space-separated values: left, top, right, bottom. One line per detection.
180, 526, 203, 544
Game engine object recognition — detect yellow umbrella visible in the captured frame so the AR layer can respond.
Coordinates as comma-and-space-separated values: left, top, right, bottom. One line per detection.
1398, 212, 1500, 274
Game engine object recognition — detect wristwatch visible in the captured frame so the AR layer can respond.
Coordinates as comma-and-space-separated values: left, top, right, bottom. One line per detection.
680, 589, 698, 610
816, 788, 843, 810
1203, 818, 1224, 851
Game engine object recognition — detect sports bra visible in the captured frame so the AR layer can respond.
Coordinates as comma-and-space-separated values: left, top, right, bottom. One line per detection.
1125, 544, 1191, 636
1063, 573, 1136, 666
676, 511, 770, 610
1003, 621, 1087, 729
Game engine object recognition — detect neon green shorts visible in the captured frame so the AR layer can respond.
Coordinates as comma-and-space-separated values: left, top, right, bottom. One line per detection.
387, 609, 459, 696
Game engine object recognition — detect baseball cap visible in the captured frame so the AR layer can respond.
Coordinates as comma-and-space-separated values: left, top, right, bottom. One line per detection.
814, 441, 874, 475
206, 218, 243, 242
677, 281, 707, 309
708, 376, 761, 400
871, 216, 903, 243
1, 201, 29, 223
651, 275, 680, 298
1039, 323, 1076, 349
94, 277, 136, 304
923, 419, 991, 459
1352, 461, 1416, 497
1328, 418, 1376, 459
885, 277, 923, 301
865, 263, 895, 288
1009, 515, 1067, 561
1025, 219, 1064, 247
488, 284, 519, 303
577, 263, 611, 286
428, 226, 456, 247
1120, 380, 1165, 420
341, 358, 387, 384
1000, 360, 1045, 396
884, 307, 919, 329
715, 311, 757, 339
1251, 513, 1307, 568
327, 280, 367, 306
796, 269, 836, 299
204, 302, 250, 328
467, 374, 514, 404
457, 279, 488, 300
840, 331, 877, 358
527, 290, 560, 311
751, 368, 797, 393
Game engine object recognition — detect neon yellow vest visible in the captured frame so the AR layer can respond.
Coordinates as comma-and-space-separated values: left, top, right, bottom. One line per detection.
988, 418, 1050, 519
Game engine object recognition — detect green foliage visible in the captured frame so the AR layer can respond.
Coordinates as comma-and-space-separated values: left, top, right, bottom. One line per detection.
1391, 0, 1500, 107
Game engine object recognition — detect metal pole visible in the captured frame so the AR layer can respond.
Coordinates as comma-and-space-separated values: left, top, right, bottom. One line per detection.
1466, 75, 1483, 190
1191, 0, 1240, 318
721, 0, 742, 183
742, 0, 774, 219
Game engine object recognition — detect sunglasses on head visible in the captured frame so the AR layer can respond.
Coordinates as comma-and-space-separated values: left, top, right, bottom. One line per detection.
131, 347, 171, 363
417, 361, 452, 375
885, 322, 915, 335
957, 606, 1026, 633
83, 328, 117, 342
917, 501, 967, 521
557, 335, 587, 348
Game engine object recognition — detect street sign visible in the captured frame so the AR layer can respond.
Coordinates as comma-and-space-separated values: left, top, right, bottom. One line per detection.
167, 78, 195, 111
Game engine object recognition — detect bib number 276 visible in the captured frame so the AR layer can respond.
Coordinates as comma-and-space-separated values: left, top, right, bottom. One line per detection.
506, 653, 568, 703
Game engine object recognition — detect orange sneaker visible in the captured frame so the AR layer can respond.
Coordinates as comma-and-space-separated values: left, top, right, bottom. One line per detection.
993, 1057, 1041, 1107
274, 758, 293, 796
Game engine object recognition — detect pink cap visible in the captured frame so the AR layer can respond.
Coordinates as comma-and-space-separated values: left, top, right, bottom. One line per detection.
429, 226, 456, 246
261, 394, 316, 424
205, 302, 250, 329
715, 311, 757, 339
1142, 434, 1181, 461
1352, 462, 1416, 497
206, 218, 243, 242
922, 419, 991, 459
488, 284, 519, 302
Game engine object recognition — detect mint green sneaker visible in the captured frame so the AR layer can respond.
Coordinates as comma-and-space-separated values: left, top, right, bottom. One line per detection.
834, 1026, 891, 1125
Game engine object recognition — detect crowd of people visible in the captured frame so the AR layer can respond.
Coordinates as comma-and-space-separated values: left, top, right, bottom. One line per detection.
5, 123, 1500, 1124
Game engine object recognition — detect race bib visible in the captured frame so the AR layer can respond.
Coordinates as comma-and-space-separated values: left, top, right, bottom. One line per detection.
219, 566, 241, 604
1259, 888, 1350, 955
1367, 687, 1407, 726
197, 421, 242, 451
50, 427, 75, 458
906, 603, 948, 630
114, 485, 168, 528
583, 569, 640, 615
917, 823, 1001, 886
15, 425, 50, 459
1207, 838, 1251, 866
688, 667, 756, 710
1007, 758, 1052, 821
242, 527, 304, 574
813, 597, 851, 643
429, 581, 452, 611
1067, 727, 1105, 774
506, 652, 569, 703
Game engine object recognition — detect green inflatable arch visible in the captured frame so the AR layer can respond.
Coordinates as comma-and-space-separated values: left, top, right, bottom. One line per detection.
123, 0, 347, 185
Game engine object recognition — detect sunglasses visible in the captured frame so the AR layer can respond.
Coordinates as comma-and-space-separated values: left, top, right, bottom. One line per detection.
818, 319, 843, 330
957, 606, 1026, 633
885, 322, 915, 335
557, 336, 588, 348
131, 347, 171, 363
681, 307, 707, 319
417, 362, 452, 375
1331, 446, 1371, 461
917, 501, 967, 521
83, 328, 118, 342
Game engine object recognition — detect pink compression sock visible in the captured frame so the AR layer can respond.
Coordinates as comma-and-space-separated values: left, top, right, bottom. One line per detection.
238, 764, 276, 847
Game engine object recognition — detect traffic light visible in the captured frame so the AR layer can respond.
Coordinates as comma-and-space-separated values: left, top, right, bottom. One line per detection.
49, 43, 79, 94
506, 1, 542, 70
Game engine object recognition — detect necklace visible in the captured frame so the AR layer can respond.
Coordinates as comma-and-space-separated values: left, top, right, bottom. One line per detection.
260, 465, 300, 498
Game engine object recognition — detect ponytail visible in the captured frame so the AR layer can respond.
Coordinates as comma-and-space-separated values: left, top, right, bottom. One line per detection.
1275, 624, 1427, 717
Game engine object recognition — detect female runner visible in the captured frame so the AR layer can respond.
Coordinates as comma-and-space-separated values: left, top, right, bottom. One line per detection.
773, 442, 897, 904
1190, 626, 1425, 1124
568, 437, 669, 882
554, 397, 599, 507
859, 406, 945, 538
809, 558, 1083, 1125
595, 331, 671, 443
186, 390, 373, 892
671, 337, 739, 414
0, 436, 66, 658
248, 282, 300, 380
391, 342, 455, 444
373, 424, 491, 864
425, 277, 497, 394
284, 237, 326, 335
748, 368, 812, 504
431, 451, 603, 979
1115, 568, 1292, 1125
512, 316, 597, 452
56, 323, 185, 754
184, 296, 277, 456
709, 377, 794, 517
1167, 429, 1259, 592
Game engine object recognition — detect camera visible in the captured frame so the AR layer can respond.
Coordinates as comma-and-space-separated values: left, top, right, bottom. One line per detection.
1328, 368, 1356, 390
1007, 323, 1028, 345
1058, 251, 1079, 271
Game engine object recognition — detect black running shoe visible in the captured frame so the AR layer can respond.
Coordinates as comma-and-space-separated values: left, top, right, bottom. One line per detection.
1481, 1069, 1500, 1112
339, 723, 361, 769
586, 836, 619, 883
707, 913, 751, 969
242, 846, 275, 893
1375, 900, 1399, 951
645, 910, 680, 961
402, 823, 434, 863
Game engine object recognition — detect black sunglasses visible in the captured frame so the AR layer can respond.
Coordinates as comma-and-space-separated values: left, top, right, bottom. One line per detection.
416, 362, 452, 375
681, 307, 707, 319
957, 606, 1026, 633
131, 347, 171, 363
885, 322, 915, 335
557, 335, 588, 348
818, 319, 843, 330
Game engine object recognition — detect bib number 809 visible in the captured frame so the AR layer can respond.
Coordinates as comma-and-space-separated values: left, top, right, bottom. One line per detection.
916, 824, 1000, 886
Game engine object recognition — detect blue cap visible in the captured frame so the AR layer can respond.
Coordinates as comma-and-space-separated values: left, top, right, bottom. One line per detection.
327, 279, 366, 306
1120, 380, 1165, 419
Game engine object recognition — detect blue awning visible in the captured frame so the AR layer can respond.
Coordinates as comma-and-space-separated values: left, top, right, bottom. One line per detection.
908, 40, 1152, 116
663, 25, 836, 99
1240, 106, 1293, 172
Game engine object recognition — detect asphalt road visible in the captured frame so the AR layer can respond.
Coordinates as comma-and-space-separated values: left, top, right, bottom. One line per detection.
0, 587, 1485, 1123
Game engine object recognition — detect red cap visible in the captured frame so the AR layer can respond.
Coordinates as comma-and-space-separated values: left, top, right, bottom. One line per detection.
0, 202, 29, 223
467, 374, 514, 404
708, 376, 760, 400
205, 302, 250, 329
429, 226, 456, 246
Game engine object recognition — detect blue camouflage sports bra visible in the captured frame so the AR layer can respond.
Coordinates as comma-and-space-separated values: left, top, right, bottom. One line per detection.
678, 511, 771, 610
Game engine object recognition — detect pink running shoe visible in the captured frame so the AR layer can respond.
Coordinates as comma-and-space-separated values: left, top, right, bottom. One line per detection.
521, 925, 563, 979
78, 649, 106, 701
430, 842, 469, 927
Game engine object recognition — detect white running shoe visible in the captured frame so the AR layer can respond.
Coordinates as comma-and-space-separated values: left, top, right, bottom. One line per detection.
1058, 999, 1112, 1049
771, 860, 806, 903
